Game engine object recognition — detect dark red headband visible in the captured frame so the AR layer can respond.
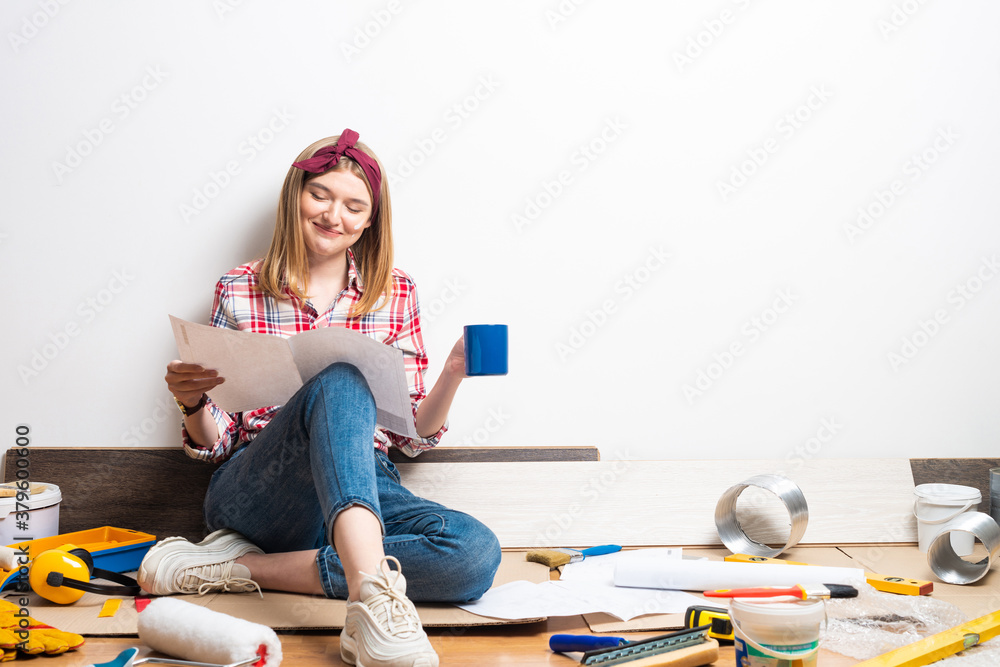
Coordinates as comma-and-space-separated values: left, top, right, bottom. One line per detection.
292, 129, 382, 214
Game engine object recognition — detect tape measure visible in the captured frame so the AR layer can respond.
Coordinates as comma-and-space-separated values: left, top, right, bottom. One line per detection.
724, 553, 933, 596
684, 605, 734, 642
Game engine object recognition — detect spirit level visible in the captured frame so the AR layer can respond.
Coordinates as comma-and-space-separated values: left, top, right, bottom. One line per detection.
724, 553, 933, 596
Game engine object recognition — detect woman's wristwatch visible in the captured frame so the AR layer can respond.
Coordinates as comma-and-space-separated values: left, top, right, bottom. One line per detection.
174, 393, 207, 417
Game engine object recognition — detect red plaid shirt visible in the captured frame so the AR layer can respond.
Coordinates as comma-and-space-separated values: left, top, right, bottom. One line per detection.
181, 250, 446, 463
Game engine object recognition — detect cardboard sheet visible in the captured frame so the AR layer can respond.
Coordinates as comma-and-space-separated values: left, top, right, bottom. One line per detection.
6, 551, 549, 636
13, 545, 995, 638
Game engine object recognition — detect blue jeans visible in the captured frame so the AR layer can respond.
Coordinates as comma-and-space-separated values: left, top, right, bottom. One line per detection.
203, 362, 501, 602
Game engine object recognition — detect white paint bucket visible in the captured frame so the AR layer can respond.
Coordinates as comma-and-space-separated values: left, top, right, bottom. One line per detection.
731, 598, 825, 667
0, 482, 61, 546
913, 483, 981, 556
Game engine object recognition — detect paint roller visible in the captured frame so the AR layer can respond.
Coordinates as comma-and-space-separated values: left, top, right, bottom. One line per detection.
85, 597, 283, 667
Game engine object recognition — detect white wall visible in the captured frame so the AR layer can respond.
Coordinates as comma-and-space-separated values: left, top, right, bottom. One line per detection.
4, 1, 999, 463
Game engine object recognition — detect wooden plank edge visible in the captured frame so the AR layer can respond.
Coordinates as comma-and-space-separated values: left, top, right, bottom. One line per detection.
389, 446, 601, 463
3, 445, 602, 465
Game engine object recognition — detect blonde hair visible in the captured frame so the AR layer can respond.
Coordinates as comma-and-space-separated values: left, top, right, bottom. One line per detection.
258, 134, 394, 318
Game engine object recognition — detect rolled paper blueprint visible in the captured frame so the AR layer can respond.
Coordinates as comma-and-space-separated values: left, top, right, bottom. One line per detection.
614, 558, 865, 592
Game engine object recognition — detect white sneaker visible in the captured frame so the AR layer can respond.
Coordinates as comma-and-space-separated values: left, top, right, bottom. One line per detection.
340, 556, 439, 667
138, 528, 263, 596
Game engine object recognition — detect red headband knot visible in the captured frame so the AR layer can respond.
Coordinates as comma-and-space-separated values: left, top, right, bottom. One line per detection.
292, 129, 382, 214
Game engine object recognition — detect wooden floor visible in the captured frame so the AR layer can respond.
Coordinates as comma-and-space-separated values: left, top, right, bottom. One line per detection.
54, 616, 859, 666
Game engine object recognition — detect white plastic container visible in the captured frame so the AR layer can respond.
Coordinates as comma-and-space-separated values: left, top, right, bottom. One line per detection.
731, 598, 826, 667
913, 483, 981, 556
0, 482, 61, 546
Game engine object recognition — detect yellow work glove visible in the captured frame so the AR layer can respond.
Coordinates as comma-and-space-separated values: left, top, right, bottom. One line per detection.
0, 599, 85, 656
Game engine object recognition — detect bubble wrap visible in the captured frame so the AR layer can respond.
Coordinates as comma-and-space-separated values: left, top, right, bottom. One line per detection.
823, 583, 1000, 665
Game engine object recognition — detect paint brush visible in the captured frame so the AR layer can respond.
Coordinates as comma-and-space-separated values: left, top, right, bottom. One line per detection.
526, 544, 621, 568
704, 583, 858, 600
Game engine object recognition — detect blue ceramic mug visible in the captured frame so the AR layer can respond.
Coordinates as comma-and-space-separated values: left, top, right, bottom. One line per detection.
464, 325, 508, 376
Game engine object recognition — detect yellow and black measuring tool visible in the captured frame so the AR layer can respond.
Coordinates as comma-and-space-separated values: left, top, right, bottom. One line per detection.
683, 605, 734, 642
725, 553, 933, 596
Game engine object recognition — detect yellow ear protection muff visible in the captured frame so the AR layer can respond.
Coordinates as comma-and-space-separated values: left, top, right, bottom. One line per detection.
28, 544, 141, 604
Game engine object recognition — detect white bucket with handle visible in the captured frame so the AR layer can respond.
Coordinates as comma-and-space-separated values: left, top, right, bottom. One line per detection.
913, 483, 981, 555
730, 598, 826, 667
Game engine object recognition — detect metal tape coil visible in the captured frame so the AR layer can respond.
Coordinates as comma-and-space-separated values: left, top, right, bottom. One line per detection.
926, 511, 1000, 584
715, 474, 809, 558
